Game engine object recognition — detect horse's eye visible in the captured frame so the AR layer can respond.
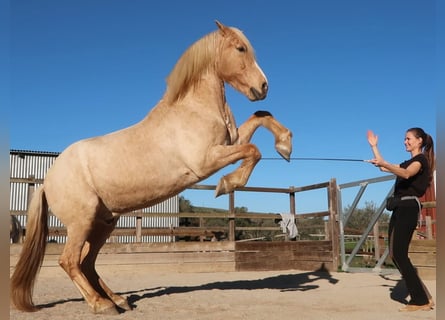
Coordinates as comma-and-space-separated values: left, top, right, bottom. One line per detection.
237, 46, 246, 53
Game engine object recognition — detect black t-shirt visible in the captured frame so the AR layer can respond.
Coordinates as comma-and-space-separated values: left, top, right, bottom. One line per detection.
394, 153, 430, 197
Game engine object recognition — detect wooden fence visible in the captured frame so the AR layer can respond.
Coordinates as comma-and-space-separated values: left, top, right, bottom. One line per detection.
10, 176, 436, 276
10, 178, 340, 272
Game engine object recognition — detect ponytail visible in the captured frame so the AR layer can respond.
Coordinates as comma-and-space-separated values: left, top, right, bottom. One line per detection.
407, 127, 435, 182
423, 133, 435, 176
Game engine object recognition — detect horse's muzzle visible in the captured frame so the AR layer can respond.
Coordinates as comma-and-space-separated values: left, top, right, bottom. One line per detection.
250, 82, 268, 101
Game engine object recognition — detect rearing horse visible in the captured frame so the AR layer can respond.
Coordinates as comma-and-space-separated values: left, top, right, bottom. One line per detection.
10, 21, 292, 314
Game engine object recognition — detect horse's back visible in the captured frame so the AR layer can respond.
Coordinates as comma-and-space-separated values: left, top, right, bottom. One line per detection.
43, 125, 201, 215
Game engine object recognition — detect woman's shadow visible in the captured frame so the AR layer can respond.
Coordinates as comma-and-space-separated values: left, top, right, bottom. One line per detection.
379, 274, 409, 304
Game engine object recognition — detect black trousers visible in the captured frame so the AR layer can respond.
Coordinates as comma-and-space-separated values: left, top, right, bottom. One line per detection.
388, 199, 430, 305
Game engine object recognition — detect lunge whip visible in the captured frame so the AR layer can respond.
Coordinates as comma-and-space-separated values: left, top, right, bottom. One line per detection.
262, 157, 370, 162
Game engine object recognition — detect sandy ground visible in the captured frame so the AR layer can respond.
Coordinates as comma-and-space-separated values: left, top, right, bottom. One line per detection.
10, 265, 436, 320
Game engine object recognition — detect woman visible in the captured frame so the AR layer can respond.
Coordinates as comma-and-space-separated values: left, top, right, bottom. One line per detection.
367, 127, 435, 312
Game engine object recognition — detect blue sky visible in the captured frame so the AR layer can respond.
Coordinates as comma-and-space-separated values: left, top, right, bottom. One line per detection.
9, 1, 436, 213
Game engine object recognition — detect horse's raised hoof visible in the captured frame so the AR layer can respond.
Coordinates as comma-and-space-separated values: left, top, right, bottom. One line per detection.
275, 131, 292, 161
215, 176, 231, 197
276, 143, 291, 161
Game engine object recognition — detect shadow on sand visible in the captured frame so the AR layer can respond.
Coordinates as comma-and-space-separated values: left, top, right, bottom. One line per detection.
38, 265, 339, 312
125, 265, 339, 311
379, 274, 409, 304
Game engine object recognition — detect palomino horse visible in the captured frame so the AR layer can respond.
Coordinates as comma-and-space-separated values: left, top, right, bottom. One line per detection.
10, 21, 292, 314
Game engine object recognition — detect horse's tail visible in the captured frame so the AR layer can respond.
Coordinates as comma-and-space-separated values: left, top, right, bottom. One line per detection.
10, 186, 49, 312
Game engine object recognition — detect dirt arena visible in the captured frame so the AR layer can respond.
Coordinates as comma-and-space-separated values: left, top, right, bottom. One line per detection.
9, 264, 436, 320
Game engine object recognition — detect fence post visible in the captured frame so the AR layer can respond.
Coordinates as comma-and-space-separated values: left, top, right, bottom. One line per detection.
26, 175, 36, 239
229, 192, 235, 241
136, 213, 142, 243
324, 221, 330, 240
373, 222, 380, 261
289, 188, 296, 214
425, 216, 432, 239
27, 174, 36, 208
328, 178, 340, 270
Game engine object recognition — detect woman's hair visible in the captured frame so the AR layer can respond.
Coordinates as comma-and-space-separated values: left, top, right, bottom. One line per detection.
407, 127, 435, 180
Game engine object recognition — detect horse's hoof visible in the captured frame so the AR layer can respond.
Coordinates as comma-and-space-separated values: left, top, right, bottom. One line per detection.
116, 300, 132, 311
275, 131, 292, 161
92, 301, 119, 315
215, 177, 230, 197
95, 306, 119, 315
276, 144, 291, 161
110, 294, 132, 311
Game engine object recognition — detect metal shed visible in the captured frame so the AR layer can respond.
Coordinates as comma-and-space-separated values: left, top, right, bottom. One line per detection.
10, 149, 179, 243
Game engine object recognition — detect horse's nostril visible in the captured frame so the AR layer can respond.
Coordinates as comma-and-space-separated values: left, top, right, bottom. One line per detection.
262, 82, 268, 93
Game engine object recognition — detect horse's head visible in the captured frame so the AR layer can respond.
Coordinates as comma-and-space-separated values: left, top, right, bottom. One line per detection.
215, 21, 268, 101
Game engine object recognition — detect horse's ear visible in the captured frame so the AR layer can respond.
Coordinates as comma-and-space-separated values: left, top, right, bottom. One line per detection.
215, 20, 228, 35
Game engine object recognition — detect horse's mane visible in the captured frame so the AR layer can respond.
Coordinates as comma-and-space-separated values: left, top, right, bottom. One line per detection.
165, 26, 255, 104
165, 32, 218, 104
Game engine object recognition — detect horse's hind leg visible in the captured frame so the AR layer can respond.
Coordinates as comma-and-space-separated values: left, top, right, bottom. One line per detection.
81, 212, 131, 311
59, 221, 118, 314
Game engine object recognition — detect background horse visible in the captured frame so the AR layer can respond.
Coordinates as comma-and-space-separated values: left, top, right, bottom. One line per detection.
10, 215, 23, 244
10, 21, 292, 314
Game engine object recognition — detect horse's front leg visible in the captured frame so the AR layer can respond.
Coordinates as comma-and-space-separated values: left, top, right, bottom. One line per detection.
211, 111, 292, 197
208, 144, 261, 197
238, 111, 292, 161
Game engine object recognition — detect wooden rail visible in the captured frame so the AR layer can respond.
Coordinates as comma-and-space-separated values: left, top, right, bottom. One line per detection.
10, 210, 332, 242
10, 177, 340, 271
10, 177, 336, 244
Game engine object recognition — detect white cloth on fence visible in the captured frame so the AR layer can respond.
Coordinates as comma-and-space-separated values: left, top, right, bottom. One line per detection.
279, 213, 298, 239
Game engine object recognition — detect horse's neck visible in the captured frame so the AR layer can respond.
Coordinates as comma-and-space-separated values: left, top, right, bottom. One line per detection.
159, 72, 226, 111
183, 71, 226, 103
186, 72, 233, 119
188, 73, 238, 143
146, 72, 237, 142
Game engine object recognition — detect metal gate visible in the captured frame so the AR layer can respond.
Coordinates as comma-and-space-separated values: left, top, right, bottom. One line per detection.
337, 175, 396, 273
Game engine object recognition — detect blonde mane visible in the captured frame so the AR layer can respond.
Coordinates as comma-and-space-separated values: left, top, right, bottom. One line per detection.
165, 32, 218, 103
165, 26, 255, 104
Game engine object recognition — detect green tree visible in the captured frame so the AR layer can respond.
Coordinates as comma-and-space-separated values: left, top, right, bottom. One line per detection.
179, 195, 193, 213
234, 206, 248, 213
343, 201, 390, 234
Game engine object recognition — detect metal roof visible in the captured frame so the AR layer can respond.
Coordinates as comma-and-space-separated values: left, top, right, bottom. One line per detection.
10, 149, 61, 157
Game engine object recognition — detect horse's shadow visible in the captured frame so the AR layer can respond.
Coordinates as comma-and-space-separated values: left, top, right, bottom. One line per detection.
38, 265, 339, 311
124, 265, 339, 310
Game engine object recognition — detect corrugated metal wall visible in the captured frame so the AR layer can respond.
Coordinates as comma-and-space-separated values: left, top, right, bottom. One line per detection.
10, 150, 179, 243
